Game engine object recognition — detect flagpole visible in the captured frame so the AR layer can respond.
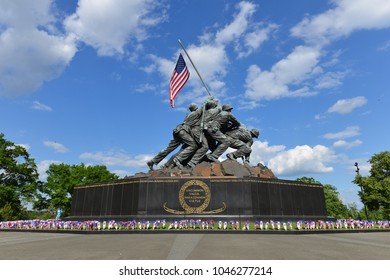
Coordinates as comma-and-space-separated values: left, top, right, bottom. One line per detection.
178, 39, 213, 144
178, 39, 213, 98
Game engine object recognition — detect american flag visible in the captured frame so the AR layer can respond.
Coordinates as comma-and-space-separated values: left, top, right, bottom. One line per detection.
169, 53, 190, 107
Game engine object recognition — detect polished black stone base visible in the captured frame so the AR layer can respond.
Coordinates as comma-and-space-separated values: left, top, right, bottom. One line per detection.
68, 176, 327, 221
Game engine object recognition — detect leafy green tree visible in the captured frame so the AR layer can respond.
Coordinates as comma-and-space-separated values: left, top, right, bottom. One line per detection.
296, 176, 321, 184
346, 202, 360, 219
0, 133, 39, 220
35, 163, 119, 216
322, 184, 349, 218
296, 177, 348, 218
354, 151, 390, 219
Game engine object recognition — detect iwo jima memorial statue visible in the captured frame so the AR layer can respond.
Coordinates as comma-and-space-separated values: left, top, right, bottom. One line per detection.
69, 41, 327, 222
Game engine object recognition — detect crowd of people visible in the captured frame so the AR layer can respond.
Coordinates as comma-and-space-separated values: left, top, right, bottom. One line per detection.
0, 218, 389, 231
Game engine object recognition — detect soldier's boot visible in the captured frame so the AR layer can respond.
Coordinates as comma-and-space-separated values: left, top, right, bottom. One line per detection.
161, 162, 173, 169
206, 154, 219, 163
187, 161, 196, 168
173, 158, 184, 169
226, 153, 237, 161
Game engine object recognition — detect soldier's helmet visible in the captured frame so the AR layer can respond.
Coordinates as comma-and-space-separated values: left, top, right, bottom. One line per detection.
250, 128, 260, 138
205, 99, 217, 109
188, 103, 198, 111
222, 104, 233, 111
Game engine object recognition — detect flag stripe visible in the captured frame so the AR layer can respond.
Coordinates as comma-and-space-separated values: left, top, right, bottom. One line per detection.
170, 67, 189, 99
170, 68, 189, 98
170, 70, 189, 102
169, 54, 190, 107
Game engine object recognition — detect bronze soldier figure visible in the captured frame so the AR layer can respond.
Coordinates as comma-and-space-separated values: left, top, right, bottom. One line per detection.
204, 104, 241, 162
226, 128, 259, 164
170, 103, 203, 168
186, 99, 219, 167
147, 103, 199, 170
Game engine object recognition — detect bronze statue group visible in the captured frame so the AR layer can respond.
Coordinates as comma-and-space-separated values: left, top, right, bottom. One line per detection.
147, 98, 259, 170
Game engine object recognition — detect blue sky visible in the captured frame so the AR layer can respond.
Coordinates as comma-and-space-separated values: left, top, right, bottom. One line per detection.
1, 0, 390, 207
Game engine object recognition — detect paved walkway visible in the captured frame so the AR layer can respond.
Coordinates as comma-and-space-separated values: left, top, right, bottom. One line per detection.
0, 231, 389, 259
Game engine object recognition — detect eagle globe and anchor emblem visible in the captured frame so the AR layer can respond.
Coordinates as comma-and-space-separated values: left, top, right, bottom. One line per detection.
163, 180, 226, 214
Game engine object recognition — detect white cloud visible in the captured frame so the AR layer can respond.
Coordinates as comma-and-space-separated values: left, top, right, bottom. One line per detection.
327, 96, 367, 114
273, 46, 321, 85
333, 139, 362, 149
268, 145, 336, 176
48, 140, 340, 178
249, 141, 286, 164
31, 101, 53, 112
0, 0, 54, 29
315, 71, 347, 89
245, 45, 320, 101
184, 44, 229, 87
135, 83, 157, 93
146, 54, 174, 78
249, 141, 338, 176
150, 1, 276, 107
215, 1, 256, 45
0, 0, 77, 97
378, 40, 390, 51
214, 1, 277, 58
291, 0, 390, 45
224, 2, 277, 58
43, 141, 69, 153
323, 126, 360, 139
80, 150, 152, 168
64, 0, 166, 56
0, 0, 167, 96
237, 99, 260, 110
244, 0, 390, 105
238, 23, 278, 58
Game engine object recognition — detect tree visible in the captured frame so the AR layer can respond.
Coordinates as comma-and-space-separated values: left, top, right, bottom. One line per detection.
296, 176, 321, 185
322, 184, 349, 218
346, 203, 360, 219
354, 151, 390, 219
34, 163, 119, 216
296, 177, 348, 218
0, 133, 39, 220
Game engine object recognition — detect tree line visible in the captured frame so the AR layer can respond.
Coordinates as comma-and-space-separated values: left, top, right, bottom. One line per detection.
1, 133, 389, 220
0, 133, 118, 220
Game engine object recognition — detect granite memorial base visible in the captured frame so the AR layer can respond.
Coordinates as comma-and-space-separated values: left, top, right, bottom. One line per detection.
68, 176, 327, 221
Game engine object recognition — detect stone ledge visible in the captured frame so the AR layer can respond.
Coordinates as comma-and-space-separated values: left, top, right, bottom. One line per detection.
132, 160, 277, 179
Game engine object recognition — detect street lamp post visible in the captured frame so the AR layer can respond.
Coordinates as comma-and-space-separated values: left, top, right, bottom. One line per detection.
355, 162, 369, 219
